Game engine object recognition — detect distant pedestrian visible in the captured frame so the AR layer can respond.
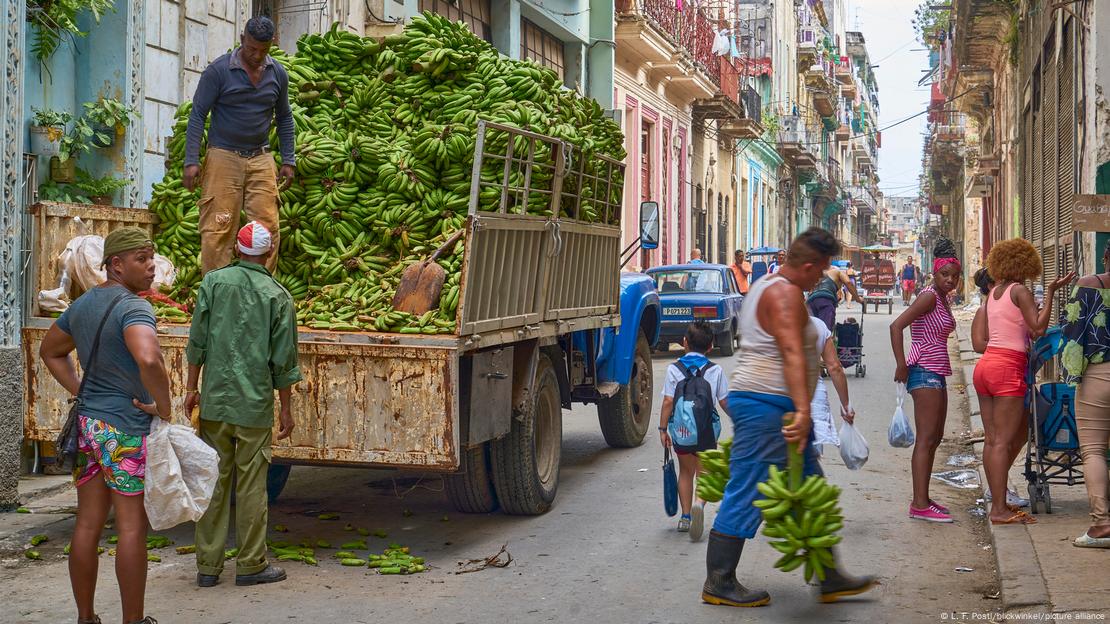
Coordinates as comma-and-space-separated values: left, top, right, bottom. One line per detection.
974, 239, 1071, 525
187, 221, 302, 588
701, 228, 874, 609
806, 265, 862, 332
1061, 242, 1110, 547
970, 268, 995, 354
768, 250, 786, 274
183, 16, 295, 274
658, 322, 728, 542
890, 239, 961, 523
39, 227, 172, 624
731, 250, 752, 295
900, 257, 919, 306
690, 248, 705, 264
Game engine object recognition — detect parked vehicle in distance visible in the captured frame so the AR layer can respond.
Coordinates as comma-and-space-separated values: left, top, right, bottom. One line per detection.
645, 263, 744, 355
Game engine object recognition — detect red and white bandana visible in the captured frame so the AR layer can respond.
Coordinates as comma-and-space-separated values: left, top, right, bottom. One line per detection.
237, 221, 272, 256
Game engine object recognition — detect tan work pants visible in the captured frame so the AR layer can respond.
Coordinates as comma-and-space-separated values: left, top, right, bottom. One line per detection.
1075, 362, 1110, 527
198, 148, 280, 274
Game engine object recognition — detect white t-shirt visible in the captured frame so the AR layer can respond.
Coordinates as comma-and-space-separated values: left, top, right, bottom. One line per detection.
810, 317, 841, 447
662, 358, 729, 404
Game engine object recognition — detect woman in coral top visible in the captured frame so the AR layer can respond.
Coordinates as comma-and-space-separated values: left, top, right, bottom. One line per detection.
973, 239, 1072, 525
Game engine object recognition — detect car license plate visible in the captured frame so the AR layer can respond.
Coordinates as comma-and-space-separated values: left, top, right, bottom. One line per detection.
665, 307, 691, 317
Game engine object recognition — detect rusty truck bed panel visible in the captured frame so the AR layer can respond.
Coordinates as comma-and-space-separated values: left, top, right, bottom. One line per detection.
23, 326, 459, 470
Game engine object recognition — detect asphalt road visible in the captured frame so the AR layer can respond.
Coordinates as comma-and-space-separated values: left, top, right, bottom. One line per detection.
4, 306, 1001, 623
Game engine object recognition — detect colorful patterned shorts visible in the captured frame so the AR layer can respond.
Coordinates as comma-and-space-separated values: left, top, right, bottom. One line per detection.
73, 415, 147, 495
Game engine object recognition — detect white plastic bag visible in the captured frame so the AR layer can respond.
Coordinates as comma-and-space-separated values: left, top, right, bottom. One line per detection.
888, 382, 916, 448
37, 286, 69, 313
144, 418, 220, 530
60, 235, 177, 299
838, 420, 869, 470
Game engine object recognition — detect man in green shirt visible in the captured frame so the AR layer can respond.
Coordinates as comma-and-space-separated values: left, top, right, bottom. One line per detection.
185, 221, 301, 588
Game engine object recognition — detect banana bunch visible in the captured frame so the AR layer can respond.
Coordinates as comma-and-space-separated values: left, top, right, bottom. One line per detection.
695, 438, 732, 503
152, 11, 626, 333
756, 460, 844, 583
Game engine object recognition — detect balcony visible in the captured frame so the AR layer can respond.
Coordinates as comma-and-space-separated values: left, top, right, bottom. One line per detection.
616, 0, 720, 98
834, 56, 853, 85
718, 86, 764, 139
805, 59, 837, 116
798, 25, 820, 67
778, 115, 820, 169
849, 185, 878, 216
851, 135, 875, 166
934, 123, 965, 143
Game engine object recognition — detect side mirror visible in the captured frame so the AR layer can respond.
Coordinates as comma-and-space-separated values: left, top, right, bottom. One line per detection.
640, 201, 660, 250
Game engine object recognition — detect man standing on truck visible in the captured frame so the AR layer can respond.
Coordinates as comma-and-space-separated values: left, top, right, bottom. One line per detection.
183, 15, 295, 275
700, 228, 875, 608
186, 221, 302, 588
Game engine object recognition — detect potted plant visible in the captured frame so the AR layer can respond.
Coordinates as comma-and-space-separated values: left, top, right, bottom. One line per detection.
51, 119, 95, 182
37, 179, 92, 205
75, 169, 129, 205
29, 107, 70, 157
82, 98, 137, 148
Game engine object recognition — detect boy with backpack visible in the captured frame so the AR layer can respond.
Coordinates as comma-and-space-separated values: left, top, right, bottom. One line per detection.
658, 322, 729, 541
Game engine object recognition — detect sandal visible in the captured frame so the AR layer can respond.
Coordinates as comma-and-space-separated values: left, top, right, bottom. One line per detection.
1073, 532, 1110, 548
991, 512, 1037, 525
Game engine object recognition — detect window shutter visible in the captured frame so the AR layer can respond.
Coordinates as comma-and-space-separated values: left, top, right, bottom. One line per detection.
1058, 20, 1076, 241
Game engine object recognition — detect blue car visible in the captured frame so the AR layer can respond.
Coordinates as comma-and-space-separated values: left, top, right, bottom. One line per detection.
646, 263, 744, 355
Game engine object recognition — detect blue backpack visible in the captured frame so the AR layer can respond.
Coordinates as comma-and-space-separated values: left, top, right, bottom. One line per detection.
668, 363, 721, 452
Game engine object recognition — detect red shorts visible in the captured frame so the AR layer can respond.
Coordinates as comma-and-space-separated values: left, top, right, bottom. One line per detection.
972, 347, 1029, 397
902, 279, 915, 293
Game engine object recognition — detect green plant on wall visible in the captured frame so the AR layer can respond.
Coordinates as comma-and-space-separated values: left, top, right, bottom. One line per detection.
82, 98, 138, 131
58, 118, 95, 162
28, 0, 117, 66
1002, 8, 1020, 67
912, 1, 951, 49
761, 106, 781, 142
31, 107, 72, 127
75, 169, 129, 197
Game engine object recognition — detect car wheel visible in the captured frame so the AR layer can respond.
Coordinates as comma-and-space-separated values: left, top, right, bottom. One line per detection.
716, 326, 736, 356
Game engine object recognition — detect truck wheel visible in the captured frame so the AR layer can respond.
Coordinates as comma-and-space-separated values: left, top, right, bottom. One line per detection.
716, 325, 736, 356
598, 332, 653, 448
490, 353, 562, 515
267, 465, 292, 504
445, 442, 499, 513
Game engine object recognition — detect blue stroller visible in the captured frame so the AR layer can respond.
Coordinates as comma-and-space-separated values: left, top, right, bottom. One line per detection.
835, 316, 865, 378
1022, 326, 1083, 514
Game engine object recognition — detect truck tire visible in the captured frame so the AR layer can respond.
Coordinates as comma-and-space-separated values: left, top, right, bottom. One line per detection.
597, 332, 653, 448
490, 353, 561, 515
445, 442, 499, 513
716, 324, 736, 356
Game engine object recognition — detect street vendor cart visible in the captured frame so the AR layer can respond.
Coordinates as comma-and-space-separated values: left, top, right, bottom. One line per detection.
859, 244, 897, 314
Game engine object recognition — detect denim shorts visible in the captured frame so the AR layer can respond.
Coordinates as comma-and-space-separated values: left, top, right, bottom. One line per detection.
907, 365, 946, 392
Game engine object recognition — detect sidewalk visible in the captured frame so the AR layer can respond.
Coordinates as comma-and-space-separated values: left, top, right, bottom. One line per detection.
953, 320, 1110, 616
0, 474, 74, 550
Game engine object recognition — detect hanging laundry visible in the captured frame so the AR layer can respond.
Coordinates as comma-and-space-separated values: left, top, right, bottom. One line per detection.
675, 0, 682, 11
713, 29, 731, 56
729, 33, 740, 58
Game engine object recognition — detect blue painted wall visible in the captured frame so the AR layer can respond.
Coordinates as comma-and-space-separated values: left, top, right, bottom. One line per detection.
23, 6, 131, 201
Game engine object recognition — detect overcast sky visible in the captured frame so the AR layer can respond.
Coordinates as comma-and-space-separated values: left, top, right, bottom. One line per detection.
849, 0, 930, 199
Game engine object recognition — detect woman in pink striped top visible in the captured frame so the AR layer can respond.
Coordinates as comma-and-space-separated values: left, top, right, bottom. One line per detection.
889, 239, 962, 523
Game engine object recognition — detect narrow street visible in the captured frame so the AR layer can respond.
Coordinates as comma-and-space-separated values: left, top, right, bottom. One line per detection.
3, 307, 1000, 623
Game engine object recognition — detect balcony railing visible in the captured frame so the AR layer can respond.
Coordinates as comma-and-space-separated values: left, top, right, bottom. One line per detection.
634, 0, 721, 86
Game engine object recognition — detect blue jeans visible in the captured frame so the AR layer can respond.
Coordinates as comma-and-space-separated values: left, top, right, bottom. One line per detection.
712, 391, 823, 539
906, 365, 946, 392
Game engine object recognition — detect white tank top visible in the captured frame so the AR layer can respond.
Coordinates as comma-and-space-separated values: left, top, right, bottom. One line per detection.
729, 274, 819, 397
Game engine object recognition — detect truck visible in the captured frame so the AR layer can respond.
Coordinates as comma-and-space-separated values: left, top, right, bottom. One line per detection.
22, 121, 662, 515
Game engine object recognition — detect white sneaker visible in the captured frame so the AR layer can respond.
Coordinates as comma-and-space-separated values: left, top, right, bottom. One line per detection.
690, 502, 705, 542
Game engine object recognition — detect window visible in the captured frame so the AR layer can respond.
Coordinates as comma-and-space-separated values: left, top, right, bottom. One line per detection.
652, 270, 725, 294
419, 0, 493, 42
520, 19, 565, 81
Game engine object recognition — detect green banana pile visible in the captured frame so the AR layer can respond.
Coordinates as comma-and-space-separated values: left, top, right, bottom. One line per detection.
695, 438, 732, 503
147, 12, 625, 333
757, 457, 844, 583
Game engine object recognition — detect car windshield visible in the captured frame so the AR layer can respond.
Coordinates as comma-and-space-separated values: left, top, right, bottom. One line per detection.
653, 270, 724, 294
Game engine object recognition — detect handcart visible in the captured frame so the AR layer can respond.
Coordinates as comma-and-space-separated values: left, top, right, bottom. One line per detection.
1023, 326, 1083, 514
835, 314, 866, 378
859, 245, 897, 314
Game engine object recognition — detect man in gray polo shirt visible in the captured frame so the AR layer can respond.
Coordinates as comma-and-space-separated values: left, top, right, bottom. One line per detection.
183, 15, 295, 274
